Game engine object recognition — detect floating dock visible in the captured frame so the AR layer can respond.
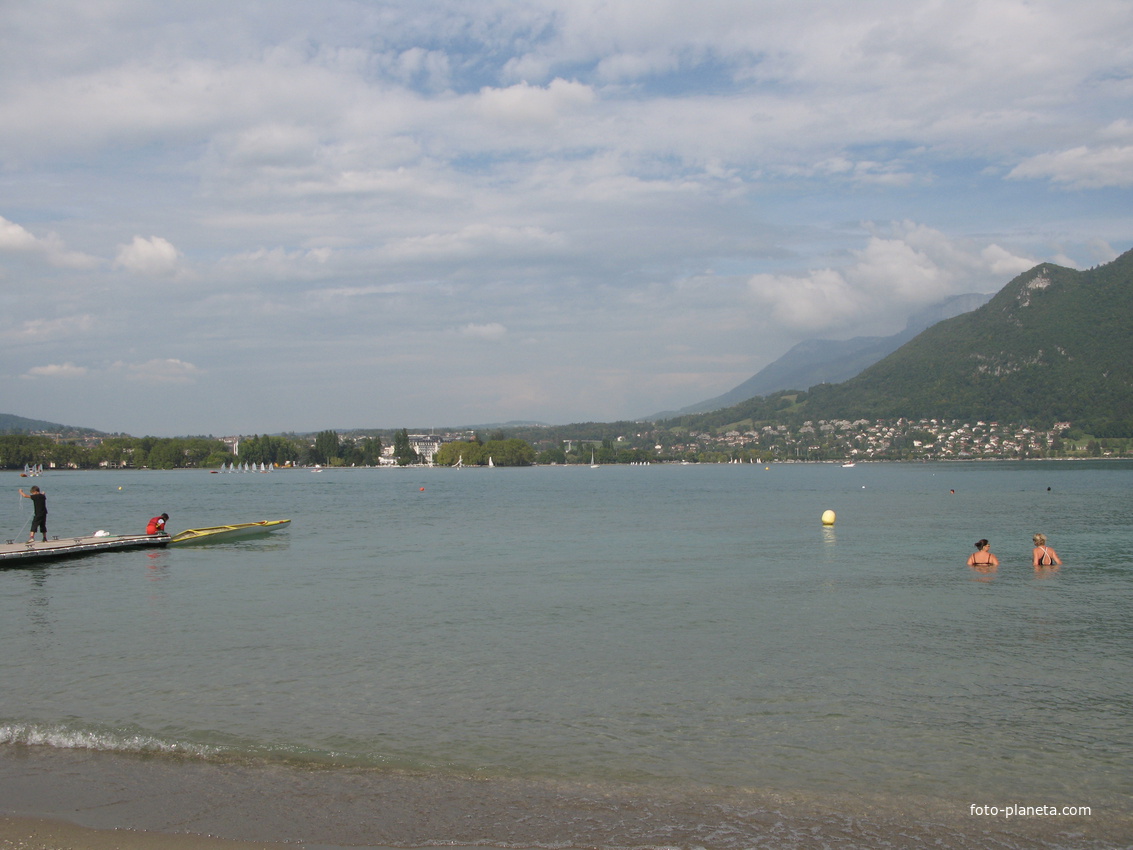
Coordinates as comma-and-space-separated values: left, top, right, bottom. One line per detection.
0, 533, 170, 566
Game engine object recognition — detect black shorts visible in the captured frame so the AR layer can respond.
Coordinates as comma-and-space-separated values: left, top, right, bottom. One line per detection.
31, 515, 47, 534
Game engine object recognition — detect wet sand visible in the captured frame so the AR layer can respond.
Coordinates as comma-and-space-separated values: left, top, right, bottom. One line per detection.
0, 816, 293, 850
2, 746, 1126, 850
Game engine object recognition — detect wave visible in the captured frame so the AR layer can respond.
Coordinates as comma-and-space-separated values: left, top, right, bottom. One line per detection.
0, 720, 434, 773
0, 721, 221, 759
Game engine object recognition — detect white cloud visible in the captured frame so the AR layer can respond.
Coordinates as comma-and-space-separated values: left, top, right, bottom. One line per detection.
476, 78, 596, 127
0, 216, 99, 269
1008, 145, 1133, 189
24, 362, 88, 379
981, 244, 1037, 278
458, 322, 508, 341
114, 236, 182, 276
13, 315, 96, 342
113, 358, 203, 384
0, 2, 1128, 434
0, 217, 39, 251
745, 226, 1036, 334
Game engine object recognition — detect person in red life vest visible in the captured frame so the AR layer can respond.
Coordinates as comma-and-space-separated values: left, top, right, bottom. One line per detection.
146, 513, 169, 535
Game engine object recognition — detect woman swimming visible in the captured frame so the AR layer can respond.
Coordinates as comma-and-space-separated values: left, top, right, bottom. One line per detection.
967, 539, 999, 571
1032, 533, 1062, 568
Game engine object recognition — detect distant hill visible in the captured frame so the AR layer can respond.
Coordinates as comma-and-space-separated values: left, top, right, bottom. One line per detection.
659, 248, 1133, 435
797, 250, 1133, 431
0, 413, 103, 434
654, 292, 991, 417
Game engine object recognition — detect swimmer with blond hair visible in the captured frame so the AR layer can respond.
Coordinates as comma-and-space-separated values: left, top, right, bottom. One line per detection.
1032, 533, 1062, 568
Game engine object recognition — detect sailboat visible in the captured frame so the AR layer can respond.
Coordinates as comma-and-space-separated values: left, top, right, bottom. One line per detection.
488, 456, 494, 468
590, 451, 599, 469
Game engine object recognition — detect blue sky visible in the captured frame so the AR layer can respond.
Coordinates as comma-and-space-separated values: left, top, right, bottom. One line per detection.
2, 0, 1131, 436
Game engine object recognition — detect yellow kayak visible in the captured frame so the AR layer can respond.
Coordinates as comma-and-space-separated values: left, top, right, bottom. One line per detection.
170, 519, 291, 545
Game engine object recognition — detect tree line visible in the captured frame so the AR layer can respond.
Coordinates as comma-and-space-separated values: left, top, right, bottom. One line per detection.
0, 432, 386, 470
433, 436, 535, 466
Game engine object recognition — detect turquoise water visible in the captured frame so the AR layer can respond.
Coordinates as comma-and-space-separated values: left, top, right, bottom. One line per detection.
1, 462, 1131, 847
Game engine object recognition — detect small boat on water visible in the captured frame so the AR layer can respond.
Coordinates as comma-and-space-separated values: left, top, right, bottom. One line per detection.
169, 519, 291, 546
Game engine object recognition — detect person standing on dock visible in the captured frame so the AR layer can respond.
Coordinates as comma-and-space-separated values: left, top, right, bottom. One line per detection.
19, 485, 47, 543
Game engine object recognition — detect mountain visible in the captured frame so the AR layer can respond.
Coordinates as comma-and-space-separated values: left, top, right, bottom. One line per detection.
796, 250, 1133, 431
655, 292, 991, 417
0, 413, 103, 434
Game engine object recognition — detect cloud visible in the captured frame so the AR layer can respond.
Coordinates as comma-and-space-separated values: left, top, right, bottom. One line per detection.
476, 78, 596, 127
981, 244, 1038, 278
0, 216, 99, 269
0, 217, 39, 251
114, 236, 182, 276
12, 315, 96, 342
458, 322, 508, 341
113, 358, 203, 384
0, 2, 1128, 434
1008, 145, 1133, 189
745, 225, 1036, 334
24, 362, 89, 379
380, 224, 565, 262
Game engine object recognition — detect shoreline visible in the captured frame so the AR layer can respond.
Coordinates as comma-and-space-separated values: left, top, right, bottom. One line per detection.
0, 816, 295, 850
3, 747, 1127, 850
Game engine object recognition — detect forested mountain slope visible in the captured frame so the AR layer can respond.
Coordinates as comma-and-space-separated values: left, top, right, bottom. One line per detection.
801, 249, 1133, 432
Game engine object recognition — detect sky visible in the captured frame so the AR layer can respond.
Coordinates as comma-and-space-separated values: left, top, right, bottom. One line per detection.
1, 1, 1131, 437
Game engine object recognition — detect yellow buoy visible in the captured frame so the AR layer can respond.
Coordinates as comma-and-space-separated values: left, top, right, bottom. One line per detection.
821, 509, 836, 526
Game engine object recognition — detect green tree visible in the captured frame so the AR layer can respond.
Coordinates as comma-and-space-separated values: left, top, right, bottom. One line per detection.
434, 440, 484, 466
0, 435, 54, 469
312, 430, 341, 465
393, 429, 419, 465
537, 446, 567, 464
359, 436, 382, 465
147, 439, 184, 469
481, 438, 536, 466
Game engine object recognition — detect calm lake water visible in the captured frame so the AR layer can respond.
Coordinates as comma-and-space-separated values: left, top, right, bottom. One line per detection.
1, 461, 1131, 848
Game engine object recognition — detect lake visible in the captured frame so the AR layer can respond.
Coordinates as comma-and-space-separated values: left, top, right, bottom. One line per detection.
1, 461, 1130, 848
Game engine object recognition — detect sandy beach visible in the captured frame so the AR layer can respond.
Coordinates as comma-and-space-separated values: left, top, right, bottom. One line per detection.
0, 816, 293, 850
3, 745, 1126, 850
